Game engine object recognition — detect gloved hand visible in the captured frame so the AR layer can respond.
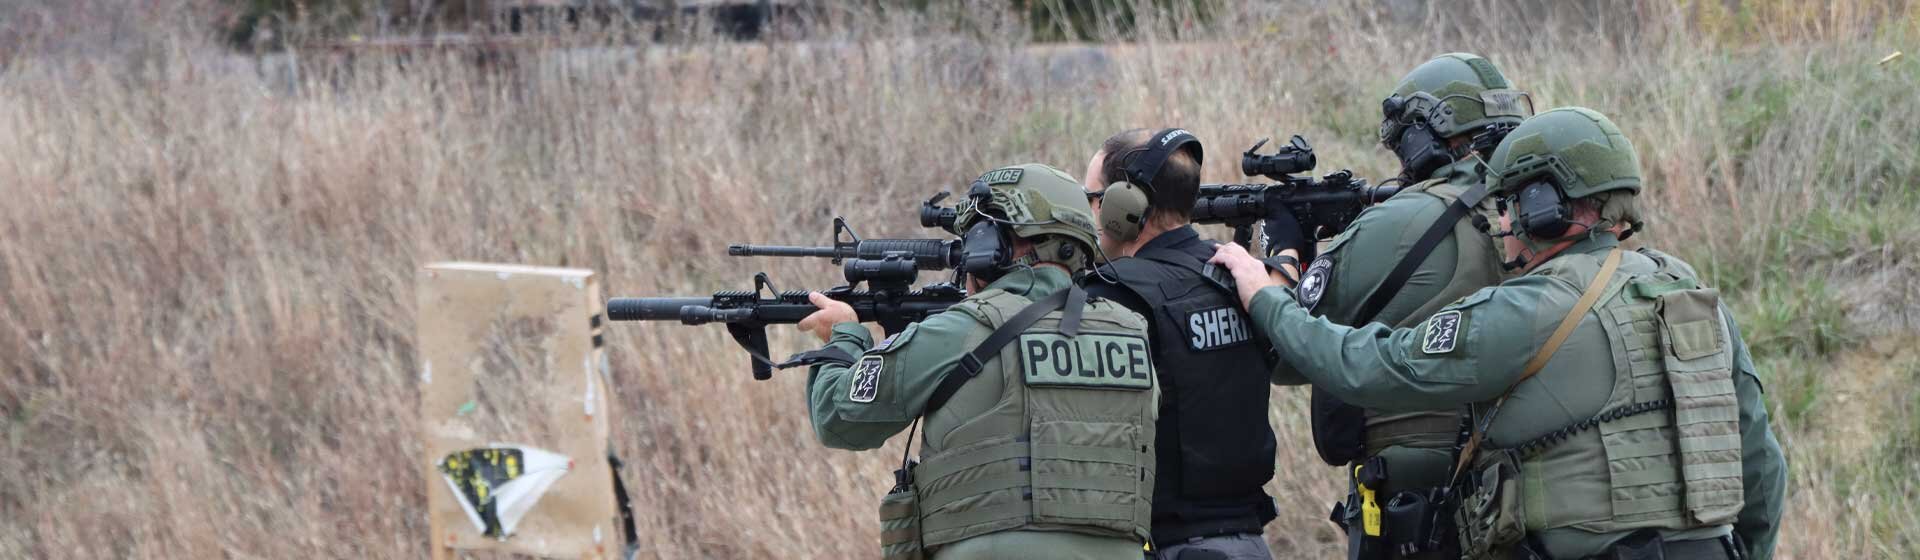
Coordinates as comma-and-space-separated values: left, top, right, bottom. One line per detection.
1261, 204, 1312, 260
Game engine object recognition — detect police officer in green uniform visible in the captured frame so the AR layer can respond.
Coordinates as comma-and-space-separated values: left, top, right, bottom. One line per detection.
1272, 53, 1531, 560
797, 163, 1160, 560
1212, 108, 1787, 559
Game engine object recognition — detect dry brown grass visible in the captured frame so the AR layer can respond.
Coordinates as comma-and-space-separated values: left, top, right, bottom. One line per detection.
2, 1, 1918, 558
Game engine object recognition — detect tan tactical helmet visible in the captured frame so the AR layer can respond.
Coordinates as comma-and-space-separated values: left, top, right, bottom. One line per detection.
952, 163, 1101, 271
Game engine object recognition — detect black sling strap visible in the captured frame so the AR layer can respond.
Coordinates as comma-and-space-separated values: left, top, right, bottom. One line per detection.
1353, 183, 1489, 325
1134, 247, 1239, 298
924, 284, 1084, 416
1133, 246, 1279, 365
1313, 182, 1491, 467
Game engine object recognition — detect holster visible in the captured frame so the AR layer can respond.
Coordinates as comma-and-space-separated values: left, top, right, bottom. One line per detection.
879, 461, 925, 560
1333, 457, 1388, 560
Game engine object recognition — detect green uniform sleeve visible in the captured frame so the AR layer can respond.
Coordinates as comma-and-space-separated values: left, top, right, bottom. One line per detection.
1245, 273, 1578, 412
1725, 309, 1787, 560
805, 310, 984, 450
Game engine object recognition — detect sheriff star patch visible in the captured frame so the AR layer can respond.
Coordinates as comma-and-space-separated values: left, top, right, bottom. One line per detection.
1422, 310, 1462, 354
1298, 254, 1334, 310
848, 356, 883, 403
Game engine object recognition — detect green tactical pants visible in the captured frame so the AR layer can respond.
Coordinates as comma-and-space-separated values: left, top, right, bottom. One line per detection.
933, 530, 1145, 560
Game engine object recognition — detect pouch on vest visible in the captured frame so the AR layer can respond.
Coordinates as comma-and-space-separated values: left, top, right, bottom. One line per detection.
1655, 288, 1744, 526
1456, 451, 1524, 560
879, 476, 925, 560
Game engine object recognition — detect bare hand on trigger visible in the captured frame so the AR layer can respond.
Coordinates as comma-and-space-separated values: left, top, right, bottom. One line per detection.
798, 291, 858, 342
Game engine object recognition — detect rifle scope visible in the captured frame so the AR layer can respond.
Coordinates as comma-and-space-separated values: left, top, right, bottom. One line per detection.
844, 253, 922, 287
920, 191, 959, 230
1241, 135, 1317, 179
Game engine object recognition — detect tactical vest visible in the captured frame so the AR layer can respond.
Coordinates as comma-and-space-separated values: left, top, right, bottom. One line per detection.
1351, 177, 1506, 473
908, 288, 1159, 549
1459, 247, 1744, 558
1099, 248, 1278, 539
1307, 173, 1506, 560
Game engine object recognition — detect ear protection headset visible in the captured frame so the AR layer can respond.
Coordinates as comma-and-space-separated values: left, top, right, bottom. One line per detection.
957, 179, 1015, 281
1380, 95, 1455, 181
1099, 128, 1202, 243
1510, 180, 1575, 239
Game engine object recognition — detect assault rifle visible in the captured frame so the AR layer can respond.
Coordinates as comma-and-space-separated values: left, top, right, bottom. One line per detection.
1193, 135, 1401, 249
607, 196, 969, 380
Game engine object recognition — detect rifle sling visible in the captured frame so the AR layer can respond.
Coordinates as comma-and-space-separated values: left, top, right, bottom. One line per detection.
924, 284, 1084, 416
776, 346, 857, 369
1316, 183, 1486, 466
1354, 183, 1489, 325
1446, 247, 1623, 486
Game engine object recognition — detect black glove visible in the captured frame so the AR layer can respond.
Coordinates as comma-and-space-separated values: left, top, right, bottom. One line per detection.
1260, 204, 1311, 259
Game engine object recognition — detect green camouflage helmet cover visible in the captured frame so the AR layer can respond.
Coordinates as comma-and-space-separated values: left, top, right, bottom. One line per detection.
953, 163, 1101, 271
1486, 107, 1644, 199
1382, 53, 1534, 142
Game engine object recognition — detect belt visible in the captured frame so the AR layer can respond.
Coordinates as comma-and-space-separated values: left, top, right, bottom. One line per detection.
1151, 515, 1270, 548
1575, 533, 1741, 560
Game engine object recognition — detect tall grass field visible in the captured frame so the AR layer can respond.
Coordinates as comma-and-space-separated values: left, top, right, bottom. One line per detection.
2, 1, 1918, 558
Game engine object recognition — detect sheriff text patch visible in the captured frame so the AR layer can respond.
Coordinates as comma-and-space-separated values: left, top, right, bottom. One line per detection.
1186, 306, 1252, 351
1018, 333, 1153, 389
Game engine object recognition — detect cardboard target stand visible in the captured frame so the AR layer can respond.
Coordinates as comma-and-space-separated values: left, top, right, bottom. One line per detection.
416, 263, 631, 559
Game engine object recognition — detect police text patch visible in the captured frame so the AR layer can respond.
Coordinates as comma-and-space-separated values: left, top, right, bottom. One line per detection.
1018, 333, 1153, 390
1422, 311, 1462, 354
1298, 254, 1334, 310
848, 356, 883, 403
978, 167, 1024, 185
1186, 306, 1252, 351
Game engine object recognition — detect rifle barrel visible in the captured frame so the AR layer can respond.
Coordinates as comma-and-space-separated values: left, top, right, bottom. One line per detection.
727, 244, 843, 258
606, 297, 712, 321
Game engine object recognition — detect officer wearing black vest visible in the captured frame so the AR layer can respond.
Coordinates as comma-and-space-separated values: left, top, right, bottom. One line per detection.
1081, 129, 1284, 560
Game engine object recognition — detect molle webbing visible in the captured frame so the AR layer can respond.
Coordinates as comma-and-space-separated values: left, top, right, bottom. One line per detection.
913, 289, 1154, 548
1502, 399, 1671, 458
1449, 247, 1623, 485
1659, 288, 1744, 525
1515, 252, 1744, 535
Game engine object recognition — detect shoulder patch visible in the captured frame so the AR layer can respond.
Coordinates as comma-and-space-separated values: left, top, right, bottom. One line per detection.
1422, 310, 1463, 354
1298, 254, 1335, 311
847, 356, 883, 403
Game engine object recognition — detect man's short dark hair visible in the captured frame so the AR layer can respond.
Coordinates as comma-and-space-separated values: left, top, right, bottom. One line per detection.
1098, 128, 1201, 225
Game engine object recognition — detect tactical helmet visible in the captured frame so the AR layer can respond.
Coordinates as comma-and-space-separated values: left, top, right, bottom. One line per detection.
1486, 107, 1643, 199
1379, 53, 1534, 146
952, 163, 1101, 271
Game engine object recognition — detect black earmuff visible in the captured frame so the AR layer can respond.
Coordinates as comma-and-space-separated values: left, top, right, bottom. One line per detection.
1513, 180, 1574, 239
959, 180, 1015, 281
1098, 128, 1202, 243
1392, 122, 1454, 181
